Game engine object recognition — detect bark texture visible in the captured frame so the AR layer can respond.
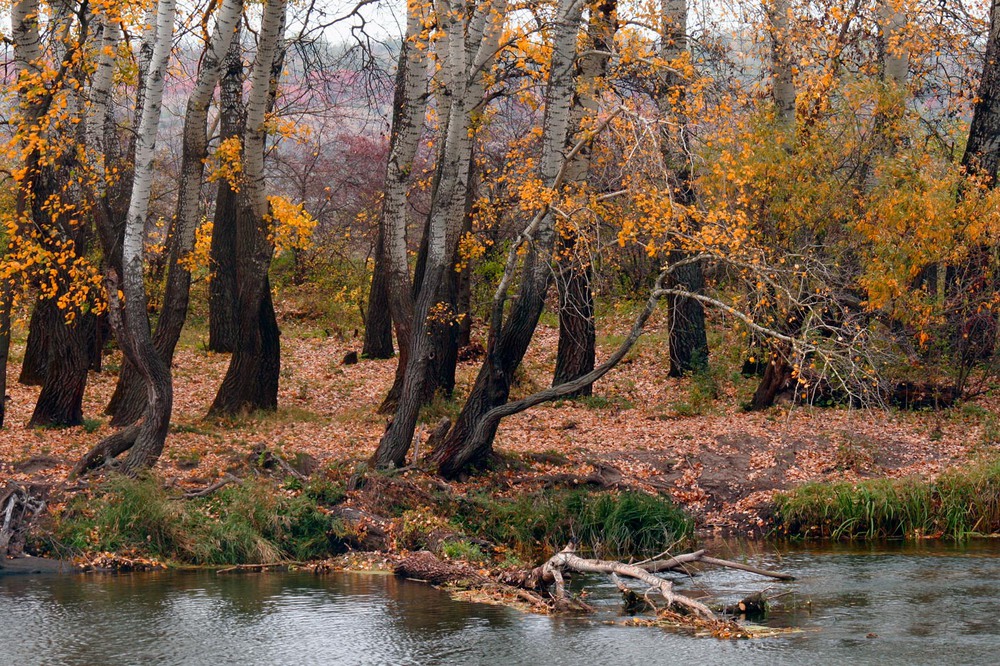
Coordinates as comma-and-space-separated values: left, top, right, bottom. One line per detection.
83, 0, 177, 474
962, 0, 1000, 181
208, 31, 245, 353
552, 0, 617, 395
107, 0, 243, 425
210, 0, 288, 416
428, 0, 590, 476
373, 0, 509, 466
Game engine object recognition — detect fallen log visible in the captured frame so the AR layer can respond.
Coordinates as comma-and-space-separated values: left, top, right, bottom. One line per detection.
396, 551, 550, 610
639, 550, 795, 580
542, 544, 715, 619
396, 545, 794, 633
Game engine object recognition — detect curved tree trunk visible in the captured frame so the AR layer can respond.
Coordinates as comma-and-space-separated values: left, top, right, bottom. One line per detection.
374, 6, 431, 409
372, 0, 511, 467
209, 0, 288, 417
208, 28, 245, 354
79, 0, 178, 474
106, 0, 243, 426
427, 0, 584, 476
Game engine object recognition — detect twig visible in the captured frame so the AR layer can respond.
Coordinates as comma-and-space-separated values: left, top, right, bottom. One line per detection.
183, 473, 242, 499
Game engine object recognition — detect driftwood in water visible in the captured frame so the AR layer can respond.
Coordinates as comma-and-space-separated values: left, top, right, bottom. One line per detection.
400, 544, 793, 625
396, 550, 491, 587
638, 550, 795, 580
396, 551, 550, 609
1, 484, 47, 557
723, 591, 768, 619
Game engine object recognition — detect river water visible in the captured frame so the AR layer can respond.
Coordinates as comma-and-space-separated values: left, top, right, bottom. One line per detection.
2, 541, 998, 665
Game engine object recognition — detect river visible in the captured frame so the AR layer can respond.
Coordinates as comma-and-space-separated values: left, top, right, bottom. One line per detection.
2, 541, 998, 665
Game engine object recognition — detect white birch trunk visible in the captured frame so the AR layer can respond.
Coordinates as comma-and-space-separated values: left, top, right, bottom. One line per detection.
172, 0, 243, 258
114, 0, 177, 473
243, 0, 288, 222
85, 18, 122, 197
382, 0, 431, 351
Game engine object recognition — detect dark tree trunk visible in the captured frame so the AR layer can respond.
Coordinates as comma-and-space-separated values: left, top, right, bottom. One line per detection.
17, 305, 48, 386
379, 206, 460, 411
427, 0, 588, 477
89, 314, 109, 372
106, 242, 194, 426
362, 226, 395, 359
208, 178, 240, 353
748, 344, 793, 411
209, 201, 281, 416
666, 252, 708, 377
0, 282, 11, 429
429, 250, 550, 477
28, 300, 92, 428
962, 0, 1000, 181
208, 32, 244, 354
371, 261, 450, 467
553, 236, 595, 396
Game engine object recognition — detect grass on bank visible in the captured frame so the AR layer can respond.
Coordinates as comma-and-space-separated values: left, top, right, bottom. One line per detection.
46, 474, 347, 565
449, 489, 693, 560
39, 471, 694, 567
775, 456, 1000, 539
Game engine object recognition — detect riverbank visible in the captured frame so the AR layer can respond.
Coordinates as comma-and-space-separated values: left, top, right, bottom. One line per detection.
3, 310, 1000, 564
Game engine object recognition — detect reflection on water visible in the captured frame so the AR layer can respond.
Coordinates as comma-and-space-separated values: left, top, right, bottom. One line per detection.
4, 541, 1000, 665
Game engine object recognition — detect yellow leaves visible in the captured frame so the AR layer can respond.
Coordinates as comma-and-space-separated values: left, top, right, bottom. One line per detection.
455, 232, 486, 273
206, 136, 243, 191
266, 195, 317, 254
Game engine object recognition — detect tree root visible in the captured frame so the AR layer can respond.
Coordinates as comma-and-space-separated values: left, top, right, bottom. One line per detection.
1, 483, 47, 557
184, 473, 242, 498
71, 426, 140, 478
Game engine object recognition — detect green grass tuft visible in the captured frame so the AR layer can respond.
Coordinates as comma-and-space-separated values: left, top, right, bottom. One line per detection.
451, 489, 692, 560
775, 456, 1000, 539
53, 474, 346, 565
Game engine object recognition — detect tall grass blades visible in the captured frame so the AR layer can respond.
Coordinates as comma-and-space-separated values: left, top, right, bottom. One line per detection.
775, 457, 1000, 539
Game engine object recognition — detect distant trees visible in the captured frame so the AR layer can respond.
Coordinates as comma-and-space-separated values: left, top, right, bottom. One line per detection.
2, 0, 999, 483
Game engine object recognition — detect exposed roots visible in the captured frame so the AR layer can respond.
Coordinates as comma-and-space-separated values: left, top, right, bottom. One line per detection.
70, 426, 140, 478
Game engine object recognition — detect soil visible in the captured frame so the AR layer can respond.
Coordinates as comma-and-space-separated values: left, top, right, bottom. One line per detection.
0, 307, 994, 538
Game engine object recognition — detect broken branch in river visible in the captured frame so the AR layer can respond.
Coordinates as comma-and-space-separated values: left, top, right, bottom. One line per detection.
397, 543, 793, 632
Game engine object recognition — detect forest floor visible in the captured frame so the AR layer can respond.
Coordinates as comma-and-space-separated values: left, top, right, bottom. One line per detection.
3, 299, 996, 540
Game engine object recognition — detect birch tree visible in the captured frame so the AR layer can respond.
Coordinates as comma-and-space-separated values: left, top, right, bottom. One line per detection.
76, 0, 179, 474
551, 0, 619, 395
365, 0, 431, 389
371, 0, 510, 466
209, 0, 289, 416
426, 0, 587, 476
107, 0, 244, 425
